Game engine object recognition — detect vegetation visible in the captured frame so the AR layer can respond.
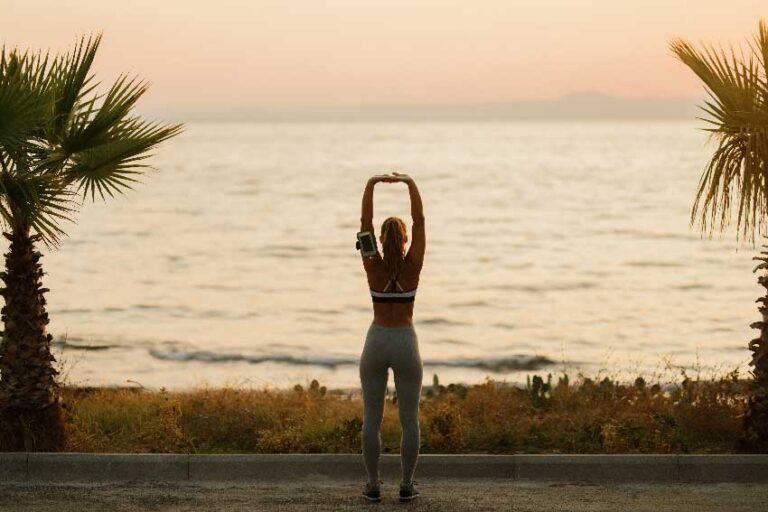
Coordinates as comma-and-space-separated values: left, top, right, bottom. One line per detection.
0, 35, 182, 450
671, 20, 768, 452
61, 372, 745, 454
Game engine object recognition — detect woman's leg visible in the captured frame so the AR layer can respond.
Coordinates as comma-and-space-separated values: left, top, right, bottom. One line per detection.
391, 327, 423, 486
359, 326, 390, 486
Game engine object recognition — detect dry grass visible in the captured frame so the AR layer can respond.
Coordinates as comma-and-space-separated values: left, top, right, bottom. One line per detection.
60, 370, 747, 454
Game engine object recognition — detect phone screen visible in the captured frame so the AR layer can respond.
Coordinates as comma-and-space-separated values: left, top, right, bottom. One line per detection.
359, 232, 375, 253
357, 231, 377, 256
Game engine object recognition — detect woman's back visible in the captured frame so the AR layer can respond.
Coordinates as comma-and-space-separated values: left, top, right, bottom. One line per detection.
364, 254, 422, 327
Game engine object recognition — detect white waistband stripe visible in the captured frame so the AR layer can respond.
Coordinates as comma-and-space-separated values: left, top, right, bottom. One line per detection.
370, 289, 417, 298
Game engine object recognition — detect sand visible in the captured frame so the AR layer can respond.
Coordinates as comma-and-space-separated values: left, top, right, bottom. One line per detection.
1, 480, 766, 512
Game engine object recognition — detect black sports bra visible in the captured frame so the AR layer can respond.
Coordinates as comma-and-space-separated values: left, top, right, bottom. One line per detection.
370, 273, 417, 303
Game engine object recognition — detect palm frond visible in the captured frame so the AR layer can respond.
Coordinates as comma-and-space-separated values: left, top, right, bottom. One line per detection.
0, 32, 181, 243
65, 119, 183, 200
671, 20, 768, 244
48, 33, 102, 142
754, 20, 768, 86
0, 47, 50, 158
0, 169, 76, 247
62, 74, 149, 155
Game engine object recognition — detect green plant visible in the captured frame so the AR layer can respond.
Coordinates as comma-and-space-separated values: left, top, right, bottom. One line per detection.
0, 34, 181, 451
671, 19, 768, 453
526, 374, 552, 409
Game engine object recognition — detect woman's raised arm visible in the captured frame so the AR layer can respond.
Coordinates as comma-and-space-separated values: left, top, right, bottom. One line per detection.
360, 179, 375, 233
393, 172, 425, 268
361, 174, 397, 232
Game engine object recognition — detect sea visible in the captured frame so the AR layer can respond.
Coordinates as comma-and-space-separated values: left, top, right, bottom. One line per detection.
37, 121, 760, 391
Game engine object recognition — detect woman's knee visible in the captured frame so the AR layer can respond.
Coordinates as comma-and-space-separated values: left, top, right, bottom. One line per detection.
363, 411, 385, 428
398, 406, 420, 427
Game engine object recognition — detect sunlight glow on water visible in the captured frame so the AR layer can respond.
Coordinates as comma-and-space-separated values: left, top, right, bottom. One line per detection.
41, 121, 757, 389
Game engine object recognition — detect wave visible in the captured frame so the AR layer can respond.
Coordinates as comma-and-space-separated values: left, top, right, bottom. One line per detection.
482, 282, 597, 293
259, 244, 312, 259
51, 307, 94, 315
52, 338, 119, 351
418, 317, 468, 326
427, 355, 555, 372
593, 228, 697, 241
148, 349, 555, 373
674, 283, 712, 291
431, 338, 471, 346
448, 299, 492, 308
149, 349, 359, 367
297, 308, 342, 316
625, 261, 684, 268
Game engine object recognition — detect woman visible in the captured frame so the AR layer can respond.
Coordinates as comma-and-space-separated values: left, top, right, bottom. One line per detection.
358, 171, 425, 503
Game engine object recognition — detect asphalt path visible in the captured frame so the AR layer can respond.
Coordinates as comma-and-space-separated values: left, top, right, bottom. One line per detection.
1, 480, 766, 512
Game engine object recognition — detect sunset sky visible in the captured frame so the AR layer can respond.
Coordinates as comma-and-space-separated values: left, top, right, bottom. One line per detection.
1, 1, 766, 110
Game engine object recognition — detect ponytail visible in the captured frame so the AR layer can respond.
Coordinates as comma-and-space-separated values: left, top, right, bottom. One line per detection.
381, 217, 406, 280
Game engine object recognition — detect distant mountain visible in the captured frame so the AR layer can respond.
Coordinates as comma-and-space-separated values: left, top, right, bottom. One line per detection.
141, 93, 702, 122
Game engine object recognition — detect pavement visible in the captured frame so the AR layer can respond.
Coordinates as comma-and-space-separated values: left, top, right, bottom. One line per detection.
2, 454, 767, 511
0, 480, 766, 511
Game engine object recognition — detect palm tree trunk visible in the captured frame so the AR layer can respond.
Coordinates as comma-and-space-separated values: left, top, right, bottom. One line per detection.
740, 251, 768, 453
0, 223, 64, 451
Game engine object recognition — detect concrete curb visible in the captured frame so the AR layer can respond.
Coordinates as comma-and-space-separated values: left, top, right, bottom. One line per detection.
1, 454, 767, 484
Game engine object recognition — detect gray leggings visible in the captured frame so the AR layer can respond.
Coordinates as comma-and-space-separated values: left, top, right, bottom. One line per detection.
359, 322, 423, 486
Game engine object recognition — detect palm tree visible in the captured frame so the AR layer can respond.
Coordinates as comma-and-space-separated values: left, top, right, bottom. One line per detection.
671, 20, 768, 452
0, 34, 182, 450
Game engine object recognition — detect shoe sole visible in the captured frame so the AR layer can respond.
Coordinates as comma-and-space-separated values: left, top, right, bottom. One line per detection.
362, 495, 381, 502
399, 494, 419, 502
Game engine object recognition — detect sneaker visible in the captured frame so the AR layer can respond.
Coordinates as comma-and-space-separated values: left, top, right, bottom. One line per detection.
399, 480, 420, 502
362, 479, 383, 502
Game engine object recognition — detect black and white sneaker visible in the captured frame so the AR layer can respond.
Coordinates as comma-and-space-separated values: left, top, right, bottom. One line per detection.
399, 480, 420, 502
362, 479, 383, 502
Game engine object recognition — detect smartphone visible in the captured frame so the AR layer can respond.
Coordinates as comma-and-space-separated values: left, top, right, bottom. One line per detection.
356, 230, 378, 257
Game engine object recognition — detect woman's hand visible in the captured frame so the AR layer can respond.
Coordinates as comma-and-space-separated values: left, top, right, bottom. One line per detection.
392, 171, 414, 184
369, 173, 399, 184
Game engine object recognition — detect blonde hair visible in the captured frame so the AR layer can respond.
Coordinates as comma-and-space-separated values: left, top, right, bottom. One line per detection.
380, 216, 407, 280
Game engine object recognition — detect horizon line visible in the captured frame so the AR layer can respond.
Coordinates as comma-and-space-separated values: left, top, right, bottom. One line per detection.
138, 94, 704, 122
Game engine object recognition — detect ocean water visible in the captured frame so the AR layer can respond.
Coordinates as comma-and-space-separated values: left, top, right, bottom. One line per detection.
39, 121, 759, 390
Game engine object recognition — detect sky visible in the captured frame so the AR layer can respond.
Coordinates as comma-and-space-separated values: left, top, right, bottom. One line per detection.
1, 1, 767, 112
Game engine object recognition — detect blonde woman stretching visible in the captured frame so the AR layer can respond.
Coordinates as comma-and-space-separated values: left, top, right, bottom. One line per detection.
358, 171, 425, 502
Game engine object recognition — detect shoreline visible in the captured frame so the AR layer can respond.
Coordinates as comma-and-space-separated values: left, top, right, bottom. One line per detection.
58, 370, 753, 397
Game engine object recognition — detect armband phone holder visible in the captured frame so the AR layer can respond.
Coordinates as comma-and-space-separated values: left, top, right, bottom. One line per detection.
356, 230, 378, 257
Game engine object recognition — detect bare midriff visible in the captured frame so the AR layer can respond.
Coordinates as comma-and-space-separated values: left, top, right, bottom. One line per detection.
372, 302, 415, 327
